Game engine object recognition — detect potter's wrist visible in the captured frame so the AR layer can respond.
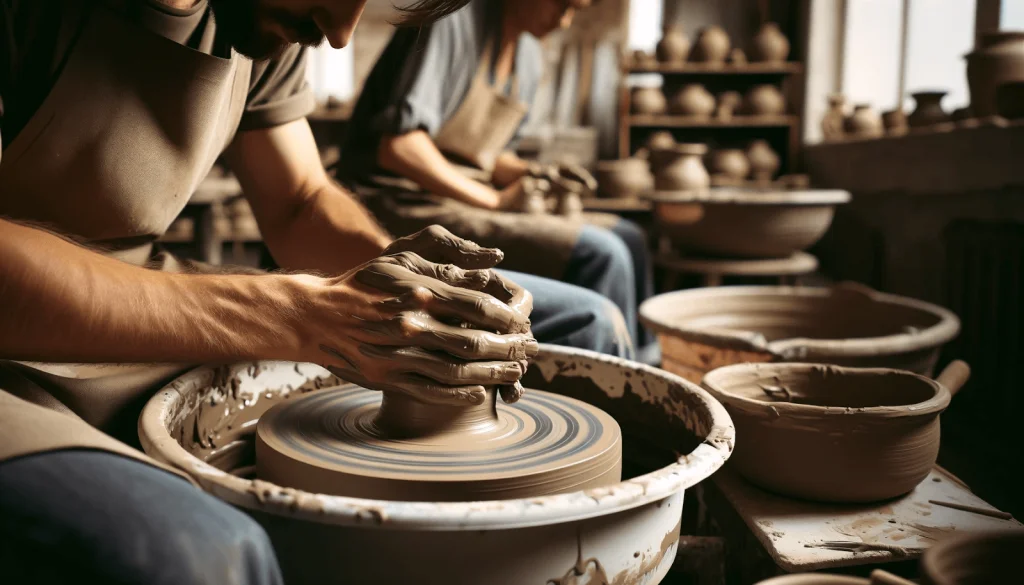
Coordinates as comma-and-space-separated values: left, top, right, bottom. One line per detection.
265, 273, 331, 363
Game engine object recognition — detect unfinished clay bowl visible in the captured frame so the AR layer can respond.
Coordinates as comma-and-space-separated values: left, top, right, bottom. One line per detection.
138, 346, 734, 585
702, 362, 955, 503
643, 189, 849, 258
921, 530, 1024, 585
639, 284, 961, 384
595, 158, 653, 199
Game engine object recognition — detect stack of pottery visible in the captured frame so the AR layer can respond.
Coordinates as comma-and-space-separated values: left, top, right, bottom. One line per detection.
690, 26, 731, 66
656, 25, 689, 63
844, 104, 884, 139
594, 158, 653, 199
749, 22, 790, 64
908, 91, 951, 128
670, 84, 716, 118
965, 31, 1024, 117
631, 85, 667, 115
744, 84, 787, 116
708, 148, 750, 185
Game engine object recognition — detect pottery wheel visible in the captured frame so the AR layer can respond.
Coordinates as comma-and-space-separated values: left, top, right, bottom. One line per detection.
256, 386, 622, 502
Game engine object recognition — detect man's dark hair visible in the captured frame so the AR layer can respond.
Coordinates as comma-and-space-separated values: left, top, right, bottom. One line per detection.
393, 0, 473, 27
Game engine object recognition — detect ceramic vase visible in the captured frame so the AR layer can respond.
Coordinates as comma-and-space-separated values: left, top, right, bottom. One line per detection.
670, 84, 716, 118
908, 91, 950, 127
656, 25, 690, 63
844, 104, 884, 139
821, 94, 847, 141
715, 90, 742, 120
631, 86, 667, 114
744, 84, 786, 116
655, 144, 710, 192
709, 149, 750, 184
966, 31, 1024, 116
745, 140, 780, 183
881, 109, 908, 136
750, 22, 790, 64
646, 130, 676, 152
690, 26, 731, 66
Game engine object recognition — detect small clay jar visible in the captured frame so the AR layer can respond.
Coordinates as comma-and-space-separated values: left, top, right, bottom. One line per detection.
715, 90, 742, 120
708, 148, 750, 184
744, 84, 786, 116
656, 25, 690, 63
965, 31, 1024, 116
646, 130, 676, 152
654, 144, 710, 192
749, 22, 790, 64
881, 108, 908, 136
908, 91, 950, 127
844, 104, 884, 138
594, 158, 653, 199
631, 86, 667, 114
821, 93, 847, 141
631, 49, 657, 68
518, 177, 549, 214
728, 48, 747, 66
670, 84, 716, 118
745, 139, 780, 183
690, 26, 731, 66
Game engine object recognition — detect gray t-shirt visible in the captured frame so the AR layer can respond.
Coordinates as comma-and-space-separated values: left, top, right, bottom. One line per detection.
340, 0, 542, 181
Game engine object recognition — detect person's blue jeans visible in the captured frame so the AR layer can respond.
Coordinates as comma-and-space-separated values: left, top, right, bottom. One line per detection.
0, 449, 283, 585
498, 269, 634, 360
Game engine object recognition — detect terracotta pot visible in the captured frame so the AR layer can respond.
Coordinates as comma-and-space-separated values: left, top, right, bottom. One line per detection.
749, 22, 790, 64
744, 84, 786, 116
996, 81, 1024, 119
844, 104, 884, 138
594, 158, 653, 199
966, 31, 1024, 117
715, 90, 742, 120
653, 144, 710, 192
708, 149, 750, 183
882, 108, 908, 135
908, 91, 950, 127
646, 130, 676, 152
639, 283, 961, 384
138, 347, 735, 585
702, 362, 967, 503
656, 25, 690, 63
690, 26, 731, 66
745, 139, 781, 182
921, 530, 1024, 585
670, 84, 716, 117
645, 189, 849, 259
632, 86, 667, 114
821, 94, 847, 140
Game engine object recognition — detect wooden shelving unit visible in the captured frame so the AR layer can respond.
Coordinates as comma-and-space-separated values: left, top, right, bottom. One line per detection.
627, 114, 798, 128
626, 62, 802, 75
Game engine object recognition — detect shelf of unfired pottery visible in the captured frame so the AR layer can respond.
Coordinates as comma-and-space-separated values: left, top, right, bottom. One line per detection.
629, 114, 798, 128
626, 63, 803, 75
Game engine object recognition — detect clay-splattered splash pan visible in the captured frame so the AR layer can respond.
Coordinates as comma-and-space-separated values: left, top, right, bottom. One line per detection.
139, 346, 734, 585
640, 283, 960, 383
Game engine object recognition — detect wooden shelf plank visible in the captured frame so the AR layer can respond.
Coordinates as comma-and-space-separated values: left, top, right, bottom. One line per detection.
627, 115, 797, 128
625, 62, 802, 75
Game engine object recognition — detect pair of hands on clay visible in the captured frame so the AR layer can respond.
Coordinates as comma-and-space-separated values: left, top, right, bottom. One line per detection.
302, 225, 536, 407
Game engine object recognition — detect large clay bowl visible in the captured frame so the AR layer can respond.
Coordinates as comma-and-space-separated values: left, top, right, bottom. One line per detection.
702, 363, 950, 502
639, 284, 961, 383
644, 189, 851, 259
138, 346, 734, 585
921, 530, 1024, 584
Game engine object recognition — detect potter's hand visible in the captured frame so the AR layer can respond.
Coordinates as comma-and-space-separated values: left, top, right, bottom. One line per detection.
528, 162, 597, 195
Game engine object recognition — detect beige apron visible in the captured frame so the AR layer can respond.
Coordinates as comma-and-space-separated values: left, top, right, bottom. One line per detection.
363, 34, 616, 280
0, 4, 251, 476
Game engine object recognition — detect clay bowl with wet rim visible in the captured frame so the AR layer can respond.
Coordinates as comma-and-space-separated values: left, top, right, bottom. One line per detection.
701, 362, 963, 503
920, 529, 1024, 584
138, 345, 734, 585
643, 188, 851, 258
639, 283, 961, 384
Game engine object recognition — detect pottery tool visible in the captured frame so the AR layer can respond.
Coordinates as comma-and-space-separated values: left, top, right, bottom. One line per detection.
256, 386, 622, 502
927, 499, 1013, 520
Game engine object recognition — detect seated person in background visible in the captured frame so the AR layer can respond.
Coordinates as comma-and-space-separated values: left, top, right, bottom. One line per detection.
339, 0, 657, 362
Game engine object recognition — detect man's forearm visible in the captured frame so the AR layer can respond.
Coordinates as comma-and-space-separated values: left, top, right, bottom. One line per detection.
492, 151, 530, 187
0, 219, 310, 364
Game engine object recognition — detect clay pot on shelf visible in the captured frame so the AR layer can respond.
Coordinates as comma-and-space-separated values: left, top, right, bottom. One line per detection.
965, 31, 1024, 117
701, 360, 968, 503
594, 158, 653, 199
690, 26, 731, 66
631, 49, 657, 68
749, 22, 790, 64
821, 93, 847, 141
645, 130, 676, 152
656, 25, 689, 63
708, 149, 750, 184
715, 90, 742, 120
744, 84, 786, 116
631, 86, 667, 114
670, 84, 716, 118
996, 80, 1024, 119
728, 48, 747, 65
908, 91, 950, 127
921, 531, 1024, 585
844, 104, 884, 139
882, 108, 908, 136
745, 139, 780, 183
653, 144, 710, 192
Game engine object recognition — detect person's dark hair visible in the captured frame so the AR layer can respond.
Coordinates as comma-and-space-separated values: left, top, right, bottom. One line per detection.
393, 0, 474, 27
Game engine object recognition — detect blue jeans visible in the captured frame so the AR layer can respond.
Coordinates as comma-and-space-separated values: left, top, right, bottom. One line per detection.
499, 269, 634, 360
0, 449, 283, 585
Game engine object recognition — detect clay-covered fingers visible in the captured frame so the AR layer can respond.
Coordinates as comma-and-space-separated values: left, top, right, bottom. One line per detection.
559, 163, 598, 192
383, 225, 503, 270
499, 381, 525, 404
360, 313, 538, 362
359, 346, 524, 386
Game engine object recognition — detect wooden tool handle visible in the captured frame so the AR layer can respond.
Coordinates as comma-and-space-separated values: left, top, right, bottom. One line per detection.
935, 360, 971, 397
870, 569, 916, 585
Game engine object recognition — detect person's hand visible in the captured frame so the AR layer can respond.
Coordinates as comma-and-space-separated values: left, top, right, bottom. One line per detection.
527, 162, 597, 195
295, 226, 536, 406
